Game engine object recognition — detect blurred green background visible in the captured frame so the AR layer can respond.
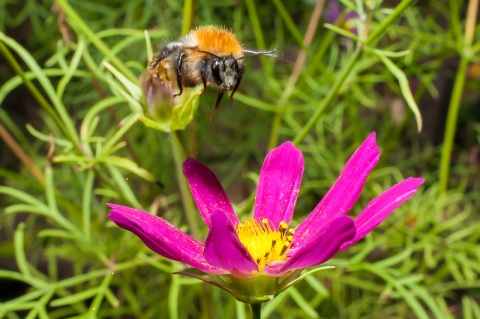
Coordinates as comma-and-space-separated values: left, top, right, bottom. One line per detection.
1, 0, 480, 318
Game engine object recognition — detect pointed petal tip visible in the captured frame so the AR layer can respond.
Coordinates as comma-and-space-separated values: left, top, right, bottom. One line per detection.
107, 203, 141, 219
107, 203, 224, 274
360, 132, 379, 153
293, 133, 381, 246
254, 140, 304, 226
274, 141, 303, 159
278, 141, 297, 150
363, 132, 377, 146
181, 158, 238, 227
367, 132, 379, 152
339, 176, 425, 251
106, 202, 119, 209
182, 157, 199, 173
410, 177, 425, 185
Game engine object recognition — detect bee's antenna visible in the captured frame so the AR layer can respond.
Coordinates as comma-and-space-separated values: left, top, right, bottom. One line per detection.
240, 50, 277, 59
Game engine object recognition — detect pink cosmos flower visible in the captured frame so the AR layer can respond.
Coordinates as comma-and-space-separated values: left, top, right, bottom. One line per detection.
108, 133, 424, 280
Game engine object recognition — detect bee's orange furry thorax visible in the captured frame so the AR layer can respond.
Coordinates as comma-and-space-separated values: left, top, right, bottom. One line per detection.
193, 26, 243, 57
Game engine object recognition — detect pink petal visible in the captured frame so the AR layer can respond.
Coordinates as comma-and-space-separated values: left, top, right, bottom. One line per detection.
182, 158, 239, 227
108, 204, 224, 274
204, 210, 258, 277
265, 216, 356, 275
293, 133, 379, 248
340, 177, 425, 250
254, 142, 304, 227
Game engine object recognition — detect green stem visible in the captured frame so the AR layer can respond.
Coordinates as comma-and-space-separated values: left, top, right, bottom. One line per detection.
55, 0, 138, 84
169, 132, 201, 239
365, 0, 416, 46
0, 39, 78, 150
251, 303, 262, 319
245, 0, 272, 76
268, 0, 326, 150
438, 57, 468, 194
174, 130, 191, 158
439, 0, 478, 193
245, 0, 266, 49
292, 47, 362, 145
181, 0, 193, 35
291, 0, 415, 145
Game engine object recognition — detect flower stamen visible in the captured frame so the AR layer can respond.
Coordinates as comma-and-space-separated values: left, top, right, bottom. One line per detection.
236, 218, 295, 271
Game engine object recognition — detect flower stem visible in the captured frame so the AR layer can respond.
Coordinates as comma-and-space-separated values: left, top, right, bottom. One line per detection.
438, 0, 478, 194
55, 0, 138, 84
364, 0, 416, 46
0, 36, 81, 152
169, 131, 201, 239
251, 303, 262, 319
292, 47, 362, 145
292, 0, 416, 145
268, 0, 326, 150
181, 0, 193, 35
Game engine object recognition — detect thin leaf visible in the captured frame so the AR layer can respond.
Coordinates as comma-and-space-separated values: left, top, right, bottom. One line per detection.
376, 53, 423, 131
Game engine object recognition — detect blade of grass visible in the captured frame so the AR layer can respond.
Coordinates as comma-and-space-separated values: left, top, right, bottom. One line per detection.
0, 35, 79, 149
55, 0, 138, 83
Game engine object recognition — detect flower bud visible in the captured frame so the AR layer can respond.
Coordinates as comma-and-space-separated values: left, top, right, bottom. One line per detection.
139, 68, 200, 132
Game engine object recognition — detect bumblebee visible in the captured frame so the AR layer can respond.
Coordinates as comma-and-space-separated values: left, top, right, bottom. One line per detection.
149, 26, 276, 120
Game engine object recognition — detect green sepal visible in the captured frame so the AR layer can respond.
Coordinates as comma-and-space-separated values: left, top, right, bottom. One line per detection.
139, 87, 200, 132
174, 265, 335, 305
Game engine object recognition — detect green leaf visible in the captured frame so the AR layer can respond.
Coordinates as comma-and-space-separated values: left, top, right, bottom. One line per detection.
376, 53, 423, 131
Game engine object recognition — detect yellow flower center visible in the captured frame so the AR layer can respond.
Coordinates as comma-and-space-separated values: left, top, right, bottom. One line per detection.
236, 218, 294, 271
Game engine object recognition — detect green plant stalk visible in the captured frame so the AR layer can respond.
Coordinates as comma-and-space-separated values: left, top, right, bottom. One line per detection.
268, 0, 325, 149
251, 303, 261, 319
168, 273, 180, 319
14, 223, 31, 277
293, 47, 362, 145
55, 0, 138, 84
271, 0, 305, 47
181, 0, 193, 35
245, 0, 272, 76
87, 274, 113, 318
439, 1, 478, 193
0, 32, 88, 158
82, 169, 95, 241
365, 0, 416, 46
438, 57, 468, 193
45, 165, 82, 236
244, 0, 266, 49
291, 0, 415, 145
170, 131, 201, 239
268, 110, 282, 150
0, 122, 45, 184
0, 40, 73, 147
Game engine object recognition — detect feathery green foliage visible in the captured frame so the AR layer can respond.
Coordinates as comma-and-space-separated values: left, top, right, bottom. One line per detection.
1, 0, 479, 318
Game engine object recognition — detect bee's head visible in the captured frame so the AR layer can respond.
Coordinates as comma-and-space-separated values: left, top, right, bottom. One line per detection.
212, 55, 244, 91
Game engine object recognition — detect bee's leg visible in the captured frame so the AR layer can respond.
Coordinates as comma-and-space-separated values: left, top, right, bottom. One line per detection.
173, 53, 184, 98
230, 74, 243, 101
199, 60, 207, 95
230, 61, 244, 101
148, 55, 161, 69
210, 92, 224, 121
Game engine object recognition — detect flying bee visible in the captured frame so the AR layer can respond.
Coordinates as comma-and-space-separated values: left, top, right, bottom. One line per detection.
148, 25, 276, 120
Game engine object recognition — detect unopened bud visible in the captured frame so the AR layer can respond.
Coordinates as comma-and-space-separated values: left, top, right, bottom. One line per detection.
139, 67, 200, 132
